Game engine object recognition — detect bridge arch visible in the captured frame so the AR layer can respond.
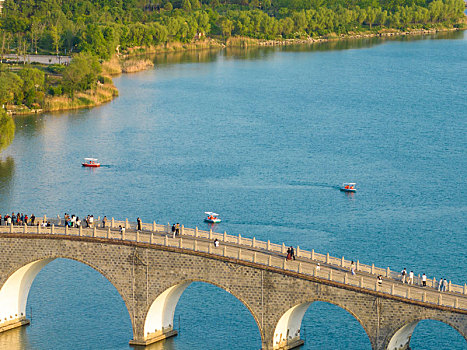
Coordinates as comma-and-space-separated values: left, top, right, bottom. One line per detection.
0, 256, 132, 334
273, 298, 372, 349
143, 279, 263, 344
386, 316, 467, 350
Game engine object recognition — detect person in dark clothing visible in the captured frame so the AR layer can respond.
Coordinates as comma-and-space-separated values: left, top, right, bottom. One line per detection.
137, 217, 142, 231
290, 246, 295, 260
286, 247, 292, 261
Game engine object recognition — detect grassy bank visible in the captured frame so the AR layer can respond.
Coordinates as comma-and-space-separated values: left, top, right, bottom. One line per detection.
114, 22, 465, 56
43, 82, 119, 113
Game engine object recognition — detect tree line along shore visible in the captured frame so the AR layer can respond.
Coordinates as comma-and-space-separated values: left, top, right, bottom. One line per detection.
0, 0, 466, 151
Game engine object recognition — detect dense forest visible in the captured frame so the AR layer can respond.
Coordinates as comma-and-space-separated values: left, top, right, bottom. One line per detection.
0, 0, 465, 60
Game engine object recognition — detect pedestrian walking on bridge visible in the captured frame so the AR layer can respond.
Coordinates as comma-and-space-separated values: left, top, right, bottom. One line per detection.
401, 268, 407, 283
137, 217, 142, 231
409, 271, 414, 285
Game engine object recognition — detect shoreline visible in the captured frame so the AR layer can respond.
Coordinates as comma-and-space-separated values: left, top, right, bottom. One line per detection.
228, 26, 464, 47
7, 25, 465, 117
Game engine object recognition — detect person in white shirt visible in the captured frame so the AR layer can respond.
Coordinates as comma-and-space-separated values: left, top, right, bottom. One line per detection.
350, 261, 356, 275
401, 268, 407, 283
408, 271, 414, 285
213, 239, 219, 247
422, 273, 427, 287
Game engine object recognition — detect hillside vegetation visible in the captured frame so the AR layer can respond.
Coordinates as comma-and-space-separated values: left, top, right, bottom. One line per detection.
0, 0, 465, 59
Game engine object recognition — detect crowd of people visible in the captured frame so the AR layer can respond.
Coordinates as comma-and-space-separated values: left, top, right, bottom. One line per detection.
1, 212, 37, 226
0, 212, 102, 229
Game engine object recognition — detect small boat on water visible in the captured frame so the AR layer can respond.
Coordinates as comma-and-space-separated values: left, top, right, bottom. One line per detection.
82, 158, 101, 168
204, 212, 221, 223
340, 183, 357, 192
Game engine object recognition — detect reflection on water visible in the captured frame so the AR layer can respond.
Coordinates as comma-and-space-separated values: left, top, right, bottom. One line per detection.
0, 326, 30, 350
0, 157, 15, 206
148, 30, 465, 66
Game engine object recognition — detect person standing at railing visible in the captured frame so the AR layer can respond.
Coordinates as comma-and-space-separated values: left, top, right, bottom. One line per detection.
0, 214, 2, 226
137, 217, 142, 231
408, 271, 414, 285
31, 214, 35, 226
401, 268, 407, 283
213, 238, 219, 247
171, 224, 176, 238
290, 246, 296, 260
175, 223, 180, 236
422, 273, 427, 287
351, 261, 356, 275
89, 215, 94, 228
377, 275, 383, 289
102, 216, 107, 228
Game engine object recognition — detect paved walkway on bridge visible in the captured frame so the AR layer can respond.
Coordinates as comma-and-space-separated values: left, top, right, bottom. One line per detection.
1, 217, 466, 311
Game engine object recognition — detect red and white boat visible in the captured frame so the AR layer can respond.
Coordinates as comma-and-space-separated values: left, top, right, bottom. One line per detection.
340, 182, 356, 192
82, 158, 100, 167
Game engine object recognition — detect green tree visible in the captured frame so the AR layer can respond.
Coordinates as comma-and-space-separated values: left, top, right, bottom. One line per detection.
30, 19, 45, 54
50, 25, 60, 56
219, 17, 234, 37
182, 0, 192, 11
366, 7, 379, 29
0, 72, 23, 106
62, 52, 102, 97
17, 67, 45, 107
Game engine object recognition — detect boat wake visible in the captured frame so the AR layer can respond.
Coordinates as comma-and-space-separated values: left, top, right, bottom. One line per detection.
287, 181, 339, 189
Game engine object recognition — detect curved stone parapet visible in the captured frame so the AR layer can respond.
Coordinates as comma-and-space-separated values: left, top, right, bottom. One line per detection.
0, 232, 465, 350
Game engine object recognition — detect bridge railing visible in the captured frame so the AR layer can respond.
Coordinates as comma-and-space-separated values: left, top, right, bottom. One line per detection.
1, 218, 466, 310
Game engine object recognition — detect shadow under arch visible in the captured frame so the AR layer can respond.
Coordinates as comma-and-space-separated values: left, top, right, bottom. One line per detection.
273, 298, 372, 349
386, 316, 467, 350
142, 279, 262, 345
0, 256, 132, 338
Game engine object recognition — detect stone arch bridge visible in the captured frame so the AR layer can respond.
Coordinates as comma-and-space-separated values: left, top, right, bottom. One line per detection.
0, 217, 466, 349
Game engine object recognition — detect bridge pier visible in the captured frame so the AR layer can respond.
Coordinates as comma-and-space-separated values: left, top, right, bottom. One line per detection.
129, 327, 178, 346
0, 317, 30, 333
272, 338, 305, 350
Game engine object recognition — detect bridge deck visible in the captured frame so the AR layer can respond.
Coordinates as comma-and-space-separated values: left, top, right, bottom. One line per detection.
0, 217, 466, 312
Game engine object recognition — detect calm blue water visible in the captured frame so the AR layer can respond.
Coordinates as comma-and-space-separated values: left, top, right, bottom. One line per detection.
0, 31, 466, 349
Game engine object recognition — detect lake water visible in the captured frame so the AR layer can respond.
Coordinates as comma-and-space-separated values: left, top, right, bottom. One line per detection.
0, 31, 466, 350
